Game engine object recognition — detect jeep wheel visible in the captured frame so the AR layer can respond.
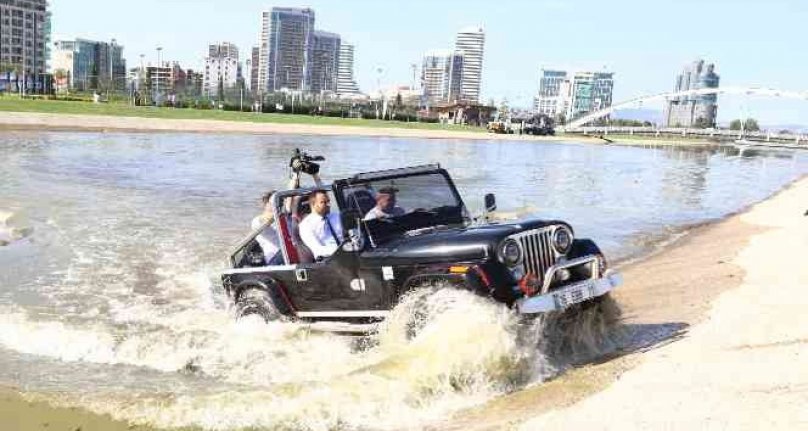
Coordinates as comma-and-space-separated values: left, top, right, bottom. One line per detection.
401, 280, 470, 339
537, 292, 623, 363
236, 287, 281, 322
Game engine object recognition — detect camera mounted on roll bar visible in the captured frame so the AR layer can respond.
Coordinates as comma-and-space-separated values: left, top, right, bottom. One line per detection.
289, 148, 325, 176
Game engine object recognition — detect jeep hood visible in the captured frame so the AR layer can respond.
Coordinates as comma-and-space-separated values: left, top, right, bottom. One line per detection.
360, 219, 566, 266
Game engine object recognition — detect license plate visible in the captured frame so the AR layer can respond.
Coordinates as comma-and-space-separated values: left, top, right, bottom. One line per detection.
553, 281, 594, 309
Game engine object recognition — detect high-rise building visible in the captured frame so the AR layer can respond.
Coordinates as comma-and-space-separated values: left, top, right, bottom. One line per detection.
96, 39, 125, 90
209, 42, 238, 60
568, 71, 614, 121
664, 59, 719, 128
454, 26, 484, 103
51, 38, 126, 91
257, 11, 270, 94
533, 69, 568, 118
174, 66, 203, 97
263, 7, 315, 92
0, 0, 50, 91
533, 68, 614, 122
146, 62, 174, 97
203, 41, 241, 98
250, 46, 259, 93
336, 42, 360, 95
308, 30, 340, 93
421, 50, 464, 105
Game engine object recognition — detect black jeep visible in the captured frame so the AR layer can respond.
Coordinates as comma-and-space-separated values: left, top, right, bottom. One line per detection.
222, 160, 621, 323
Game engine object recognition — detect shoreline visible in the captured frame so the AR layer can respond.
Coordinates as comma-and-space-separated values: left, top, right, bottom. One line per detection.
1, 110, 735, 148
516, 174, 808, 430
0, 111, 583, 142
444, 174, 808, 430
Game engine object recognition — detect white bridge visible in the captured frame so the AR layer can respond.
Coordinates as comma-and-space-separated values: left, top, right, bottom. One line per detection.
564, 86, 808, 129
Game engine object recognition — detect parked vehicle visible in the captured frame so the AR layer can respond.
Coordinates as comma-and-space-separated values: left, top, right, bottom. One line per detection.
523, 114, 556, 136
487, 121, 513, 134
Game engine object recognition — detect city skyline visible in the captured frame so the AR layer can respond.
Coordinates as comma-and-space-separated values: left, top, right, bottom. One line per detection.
50, 0, 808, 125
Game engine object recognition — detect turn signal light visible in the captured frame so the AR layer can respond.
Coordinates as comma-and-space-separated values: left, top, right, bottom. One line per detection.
449, 265, 470, 274
518, 272, 542, 296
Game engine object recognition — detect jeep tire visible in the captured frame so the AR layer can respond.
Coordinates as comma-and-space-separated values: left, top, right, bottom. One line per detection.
236, 287, 282, 322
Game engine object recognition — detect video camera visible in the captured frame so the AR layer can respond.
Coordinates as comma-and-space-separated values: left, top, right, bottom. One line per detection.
289, 148, 325, 176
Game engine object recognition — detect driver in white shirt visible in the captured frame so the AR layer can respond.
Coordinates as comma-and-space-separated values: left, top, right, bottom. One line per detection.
364, 187, 405, 220
298, 190, 343, 260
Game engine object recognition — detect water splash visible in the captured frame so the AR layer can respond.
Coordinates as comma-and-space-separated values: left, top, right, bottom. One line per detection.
0, 209, 33, 246
11, 287, 572, 430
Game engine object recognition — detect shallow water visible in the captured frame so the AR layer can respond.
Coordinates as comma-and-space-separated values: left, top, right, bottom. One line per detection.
0, 131, 806, 429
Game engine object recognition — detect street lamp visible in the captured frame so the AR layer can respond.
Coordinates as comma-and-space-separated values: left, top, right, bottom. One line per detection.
284, 65, 293, 114
155, 46, 163, 106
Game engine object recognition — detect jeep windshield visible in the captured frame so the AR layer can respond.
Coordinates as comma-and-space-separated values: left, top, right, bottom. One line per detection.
340, 171, 469, 245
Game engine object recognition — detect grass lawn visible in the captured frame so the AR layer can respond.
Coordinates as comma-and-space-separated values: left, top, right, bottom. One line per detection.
0, 97, 485, 133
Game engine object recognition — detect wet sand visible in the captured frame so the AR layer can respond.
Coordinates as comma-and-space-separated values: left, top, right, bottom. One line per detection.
0, 388, 158, 431
515, 176, 808, 430
442, 176, 808, 430
1, 166, 805, 429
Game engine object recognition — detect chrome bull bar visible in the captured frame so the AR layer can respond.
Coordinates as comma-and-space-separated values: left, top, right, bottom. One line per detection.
516, 259, 622, 314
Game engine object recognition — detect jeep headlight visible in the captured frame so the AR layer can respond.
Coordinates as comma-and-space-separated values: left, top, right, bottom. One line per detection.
499, 239, 522, 267
553, 227, 573, 254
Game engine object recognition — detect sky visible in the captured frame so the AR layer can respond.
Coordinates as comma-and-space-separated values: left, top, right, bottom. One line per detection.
52, 0, 808, 127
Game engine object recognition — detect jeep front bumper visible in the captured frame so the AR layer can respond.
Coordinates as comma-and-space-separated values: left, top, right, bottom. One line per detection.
515, 269, 622, 314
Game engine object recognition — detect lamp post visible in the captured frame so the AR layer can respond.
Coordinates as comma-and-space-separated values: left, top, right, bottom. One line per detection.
155, 46, 163, 106
284, 66, 293, 114
21, 40, 26, 97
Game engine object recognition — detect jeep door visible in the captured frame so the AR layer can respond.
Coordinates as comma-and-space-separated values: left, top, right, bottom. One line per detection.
293, 247, 388, 315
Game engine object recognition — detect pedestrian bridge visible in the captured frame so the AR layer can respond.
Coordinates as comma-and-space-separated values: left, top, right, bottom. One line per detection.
564, 86, 808, 129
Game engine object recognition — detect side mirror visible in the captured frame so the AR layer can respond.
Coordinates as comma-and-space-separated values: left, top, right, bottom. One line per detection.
484, 193, 497, 213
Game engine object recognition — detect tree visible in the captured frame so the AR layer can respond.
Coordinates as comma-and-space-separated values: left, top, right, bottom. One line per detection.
730, 118, 760, 132
693, 116, 712, 129
90, 64, 99, 90
53, 68, 66, 93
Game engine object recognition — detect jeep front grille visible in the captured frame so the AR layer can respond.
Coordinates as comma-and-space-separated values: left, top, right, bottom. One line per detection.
512, 227, 559, 278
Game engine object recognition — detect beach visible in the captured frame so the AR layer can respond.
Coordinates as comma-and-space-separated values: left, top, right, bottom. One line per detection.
512, 176, 808, 430
0, 110, 578, 142
439, 176, 808, 430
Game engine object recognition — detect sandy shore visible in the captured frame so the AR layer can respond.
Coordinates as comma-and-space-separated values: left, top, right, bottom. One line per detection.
0, 388, 158, 430
515, 176, 808, 430
0, 111, 583, 142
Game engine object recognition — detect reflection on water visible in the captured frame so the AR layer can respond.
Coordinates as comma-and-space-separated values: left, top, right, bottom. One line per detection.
0, 131, 806, 429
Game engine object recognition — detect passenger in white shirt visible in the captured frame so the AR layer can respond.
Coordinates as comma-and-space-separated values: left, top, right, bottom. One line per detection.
251, 190, 284, 265
299, 190, 343, 260
363, 187, 406, 220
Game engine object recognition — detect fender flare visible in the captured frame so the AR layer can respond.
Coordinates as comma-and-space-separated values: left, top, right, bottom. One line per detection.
402, 272, 465, 289
569, 238, 602, 259
402, 268, 490, 296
